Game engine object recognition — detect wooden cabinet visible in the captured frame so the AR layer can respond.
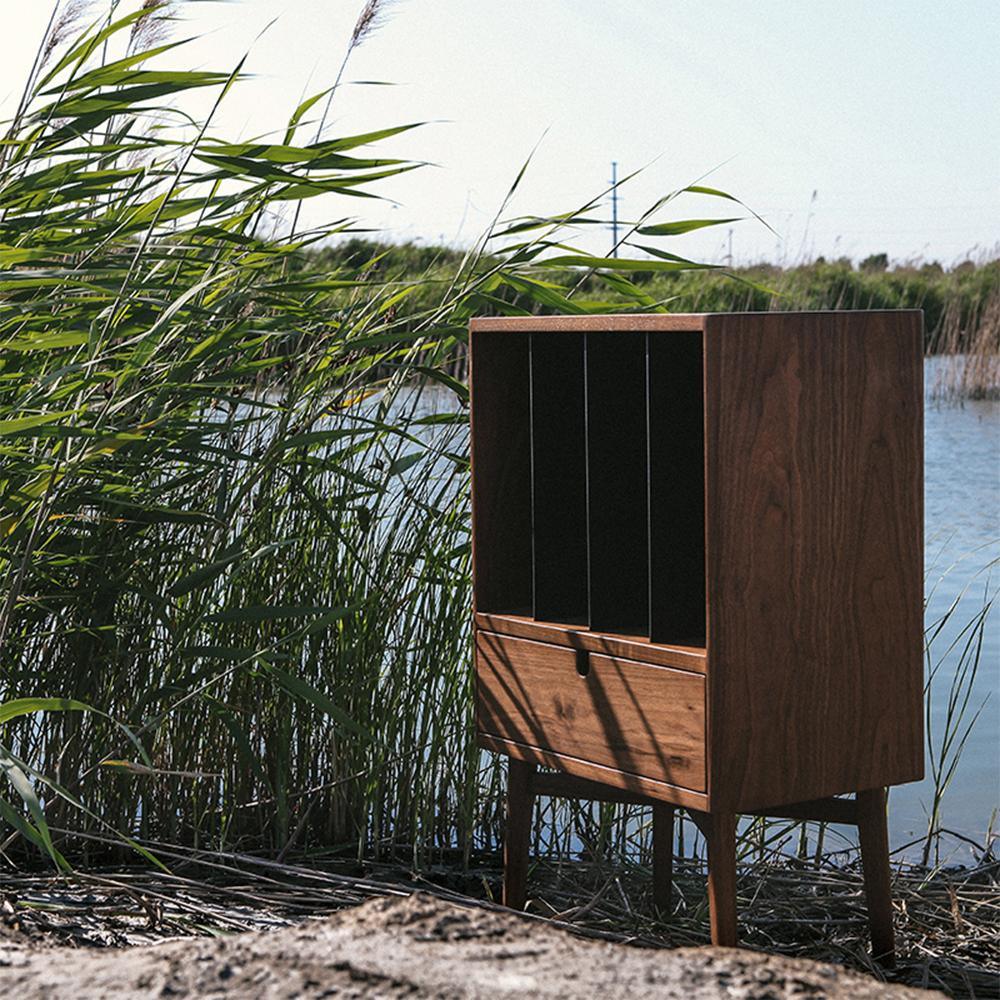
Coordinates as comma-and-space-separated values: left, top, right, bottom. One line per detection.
470, 311, 924, 958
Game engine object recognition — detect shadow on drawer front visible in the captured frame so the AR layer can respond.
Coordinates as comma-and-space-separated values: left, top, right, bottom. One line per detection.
475, 630, 706, 793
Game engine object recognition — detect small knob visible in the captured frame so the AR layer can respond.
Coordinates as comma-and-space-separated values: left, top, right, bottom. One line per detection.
575, 648, 590, 677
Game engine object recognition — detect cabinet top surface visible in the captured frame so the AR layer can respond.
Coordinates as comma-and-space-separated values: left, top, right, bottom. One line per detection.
469, 310, 921, 334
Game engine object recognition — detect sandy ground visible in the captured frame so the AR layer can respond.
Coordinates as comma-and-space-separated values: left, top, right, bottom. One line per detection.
0, 891, 943, 999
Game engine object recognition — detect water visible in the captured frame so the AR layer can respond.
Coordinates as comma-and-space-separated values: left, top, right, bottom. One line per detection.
889, 366, 999, 859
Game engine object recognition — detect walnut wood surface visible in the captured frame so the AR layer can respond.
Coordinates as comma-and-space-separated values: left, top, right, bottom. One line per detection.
479, 733, 710, 812
857, 787, 896, 965
474, 613, 706, 674
471, 315, 706, 333
476, 631, 706, 793
533, 771, 661, 805
503, 759, 535, 909
704, 311, 924, 810
502, 761, 897, 952
472, 311, 924, 819
529, 772, 859, 826
652, 804, 675, 915
692, 811, 738, 947
746, 796, 858, 825
476, 312, 917, 957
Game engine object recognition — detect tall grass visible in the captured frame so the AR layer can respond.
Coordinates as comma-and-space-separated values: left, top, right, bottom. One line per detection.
0, 5, 747, 869
0, 2, 466, 864
928, 290, 1000, 400
311, 243, 998, 345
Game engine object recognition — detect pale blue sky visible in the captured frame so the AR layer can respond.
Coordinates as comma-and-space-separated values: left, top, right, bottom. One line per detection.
3, 1, 998, 265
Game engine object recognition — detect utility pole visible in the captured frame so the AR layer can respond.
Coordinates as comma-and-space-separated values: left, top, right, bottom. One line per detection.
609, 161, 620, 257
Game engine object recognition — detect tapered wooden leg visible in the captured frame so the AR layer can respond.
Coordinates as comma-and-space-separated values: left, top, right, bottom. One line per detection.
503, 758, 535, 909
704, 812, 738, 947
856, 787, 895, 967
652, 803, 674, 915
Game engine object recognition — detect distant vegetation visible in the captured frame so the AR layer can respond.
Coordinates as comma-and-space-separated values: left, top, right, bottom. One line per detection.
305, 239, 1000, 357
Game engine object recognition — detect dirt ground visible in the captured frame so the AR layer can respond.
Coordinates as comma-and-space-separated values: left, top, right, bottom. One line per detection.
0, 891, 943, 999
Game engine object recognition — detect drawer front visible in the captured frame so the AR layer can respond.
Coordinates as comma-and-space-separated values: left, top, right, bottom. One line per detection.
476, 630, 706, 792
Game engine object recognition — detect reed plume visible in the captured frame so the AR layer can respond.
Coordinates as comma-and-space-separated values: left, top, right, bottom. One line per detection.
129, 0, 177, 52
40, 0, 94, 68
315, 0, 396, 141
289, 0, 397, 237
351, 0, 394, 47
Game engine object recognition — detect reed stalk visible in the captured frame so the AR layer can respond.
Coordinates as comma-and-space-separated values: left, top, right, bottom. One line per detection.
0, 6, 745, 869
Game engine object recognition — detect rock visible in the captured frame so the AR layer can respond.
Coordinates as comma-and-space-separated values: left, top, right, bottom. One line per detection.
0, 891, 943, 999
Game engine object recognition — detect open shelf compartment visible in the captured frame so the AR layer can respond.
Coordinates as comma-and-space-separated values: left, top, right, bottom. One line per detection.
647, 330, 706, 646
586, 330, 649, 635
470, 330, 532, 616
471, 320, 707, 652
530, 332, 588, 623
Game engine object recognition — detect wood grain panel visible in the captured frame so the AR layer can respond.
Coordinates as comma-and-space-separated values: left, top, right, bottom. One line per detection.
471, 315, 706, 334
476, 631, 706, 792
704, 311, 924, 810
469, 330, 532, 614
478, 734, 710, 812
474, 612, 706, 673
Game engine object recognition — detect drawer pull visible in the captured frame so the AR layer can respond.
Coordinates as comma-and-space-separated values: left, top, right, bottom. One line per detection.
476, 631, 707, 793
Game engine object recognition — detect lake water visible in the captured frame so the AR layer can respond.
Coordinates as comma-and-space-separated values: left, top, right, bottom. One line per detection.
890, 365, 999, 859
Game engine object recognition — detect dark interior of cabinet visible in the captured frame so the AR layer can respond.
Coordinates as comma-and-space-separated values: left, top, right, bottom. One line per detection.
472, 327, 705, 649
530, 333, 588, 622
471, 331, 532, 615
647, 332, 706, 645
586, 331, 649, 634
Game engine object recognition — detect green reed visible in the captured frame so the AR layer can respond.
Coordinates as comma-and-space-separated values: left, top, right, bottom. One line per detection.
0, 4, 750, 869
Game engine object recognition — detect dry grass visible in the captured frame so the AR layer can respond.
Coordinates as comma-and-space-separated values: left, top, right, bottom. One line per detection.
520, 855, 999, 999
1, 836, 996, 998
929, 290, 1000, 401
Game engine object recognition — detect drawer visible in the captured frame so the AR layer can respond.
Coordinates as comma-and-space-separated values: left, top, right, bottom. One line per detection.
475, 630, 706, 793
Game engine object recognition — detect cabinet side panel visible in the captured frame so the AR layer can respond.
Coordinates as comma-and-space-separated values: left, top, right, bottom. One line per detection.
470, 330, 533, 614
705, 312, 924, 810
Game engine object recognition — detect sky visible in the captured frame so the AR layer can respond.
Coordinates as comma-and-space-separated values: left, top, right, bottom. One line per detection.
2, 0, 998, 266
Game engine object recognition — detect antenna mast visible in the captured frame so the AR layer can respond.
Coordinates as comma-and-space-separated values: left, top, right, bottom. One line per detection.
609, 161, 620, 257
